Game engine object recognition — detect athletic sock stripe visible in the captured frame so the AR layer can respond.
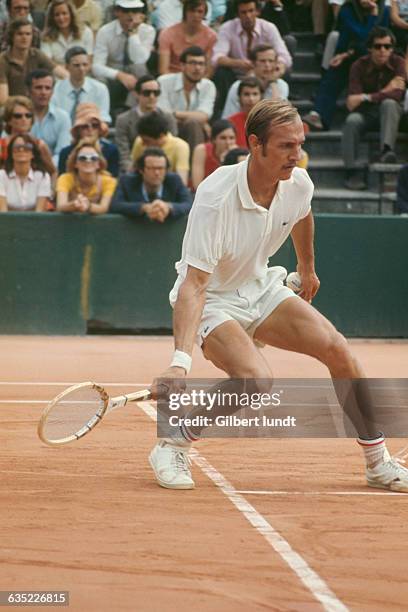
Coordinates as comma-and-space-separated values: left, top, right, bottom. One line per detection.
180, 421, 200, 442
357, 437, 385, 447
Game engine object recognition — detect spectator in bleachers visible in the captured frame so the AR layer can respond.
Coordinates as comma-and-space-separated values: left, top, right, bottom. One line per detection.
227, 76, 263, 145
342, 27, 405, 189
158, 0, 217, 75
0, 0, 41, 52
56, 138, 117, 214
110, 146, 192, 220
396, 162, 408, 213
293, 0, 330, 51
303, 0, 391, 131
211, 0, 292, 115
58, 103, 119, 175
1, 96, 56, 175
70, 0, 102, 35
191, 118, 236, 189
131, 111, 190, 184
157, 46, 216, 153
222, 145, 249, 164
41, 0, 94, 66
222, 44, 289, 117
154, 0, 212, 31
390, 0, 408, 56
51, 47, 111, 123
93, 0, 155, 113
251, 0, 297, 57
28, 69, 71, 166
0, 133, 51, 212
0, 18, 67, 106
115, 74, 177, 173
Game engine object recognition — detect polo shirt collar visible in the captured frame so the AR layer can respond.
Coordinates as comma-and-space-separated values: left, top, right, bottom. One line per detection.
237, 156, 293, 209
9, 168, 34, 180
237, 156, 258, 209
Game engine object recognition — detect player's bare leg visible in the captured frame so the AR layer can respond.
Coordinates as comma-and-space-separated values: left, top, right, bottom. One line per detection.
253, 296, 408, 493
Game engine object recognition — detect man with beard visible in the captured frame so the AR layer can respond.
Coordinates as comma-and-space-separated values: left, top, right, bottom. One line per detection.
157, 46, 216, 154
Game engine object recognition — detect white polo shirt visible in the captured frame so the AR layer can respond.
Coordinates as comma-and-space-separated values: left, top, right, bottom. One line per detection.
170, 157, 313, 300
0, 169, 51, 211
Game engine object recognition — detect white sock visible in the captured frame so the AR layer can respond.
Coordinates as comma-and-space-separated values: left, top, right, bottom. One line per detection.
357, 434, 387, 468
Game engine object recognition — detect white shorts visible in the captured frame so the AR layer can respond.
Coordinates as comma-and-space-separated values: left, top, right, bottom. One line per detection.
195, 266, 299, 347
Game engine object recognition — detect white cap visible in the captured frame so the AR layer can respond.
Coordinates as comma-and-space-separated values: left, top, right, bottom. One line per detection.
115, 0, 144, 8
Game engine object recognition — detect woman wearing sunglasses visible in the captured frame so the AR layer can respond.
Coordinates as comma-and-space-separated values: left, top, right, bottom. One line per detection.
58, 103, 119, 176
56, 138, 117, 214
0, 133, 51, 212
0, 96, 56, 176
41, 0, 94, 66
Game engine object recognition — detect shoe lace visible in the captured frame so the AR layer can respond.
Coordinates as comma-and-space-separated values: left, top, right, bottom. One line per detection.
385, 458, 408, 478
172, 449, 192, 475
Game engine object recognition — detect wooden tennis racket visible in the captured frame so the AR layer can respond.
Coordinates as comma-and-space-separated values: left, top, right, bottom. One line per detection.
38, 382, 151, 446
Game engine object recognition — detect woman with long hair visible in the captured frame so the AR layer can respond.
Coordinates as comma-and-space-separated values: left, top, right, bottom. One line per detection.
41, 0, 93, 65
56, 138, 117, 214
0, 133, 51, 212
1, 96, 56, 176
191, 119, 237, 190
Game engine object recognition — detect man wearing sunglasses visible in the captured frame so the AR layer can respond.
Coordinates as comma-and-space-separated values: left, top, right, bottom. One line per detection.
342, 27, 406, 190
93, 0, 155, 113
115, 74, 177, 173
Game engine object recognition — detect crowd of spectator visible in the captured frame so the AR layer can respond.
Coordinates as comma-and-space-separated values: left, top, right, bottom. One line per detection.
0, 0, 407, 215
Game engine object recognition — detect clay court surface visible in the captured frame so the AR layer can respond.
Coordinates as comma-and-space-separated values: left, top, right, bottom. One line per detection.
1, 336, 408, 611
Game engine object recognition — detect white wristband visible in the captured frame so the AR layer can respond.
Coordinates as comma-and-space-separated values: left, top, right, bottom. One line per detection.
170, 350, 192, 374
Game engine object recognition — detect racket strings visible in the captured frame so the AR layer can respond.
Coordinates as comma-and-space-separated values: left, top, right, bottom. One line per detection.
42, 386, 106, 442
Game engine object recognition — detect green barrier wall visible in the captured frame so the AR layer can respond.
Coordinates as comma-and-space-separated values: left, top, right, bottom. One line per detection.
0, 213, 407, 337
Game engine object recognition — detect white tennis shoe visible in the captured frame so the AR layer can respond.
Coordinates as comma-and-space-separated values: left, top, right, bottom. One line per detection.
367, 456, 408, 493
149, 440, 194, 490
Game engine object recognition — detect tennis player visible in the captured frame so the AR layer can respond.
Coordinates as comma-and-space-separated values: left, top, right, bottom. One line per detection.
149, 99, 408, 493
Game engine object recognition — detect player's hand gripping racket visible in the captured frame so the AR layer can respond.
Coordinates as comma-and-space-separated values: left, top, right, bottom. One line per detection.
38, 382, 151, 446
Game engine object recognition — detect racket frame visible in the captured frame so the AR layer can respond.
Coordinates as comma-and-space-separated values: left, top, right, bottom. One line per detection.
38, 383, 151, 447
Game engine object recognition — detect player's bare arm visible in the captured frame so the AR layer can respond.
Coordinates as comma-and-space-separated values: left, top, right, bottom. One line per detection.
150, 265, 211, 398
290, 211, 320, 302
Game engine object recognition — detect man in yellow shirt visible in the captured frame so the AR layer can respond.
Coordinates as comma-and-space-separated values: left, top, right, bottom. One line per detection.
131, 111, 190, 185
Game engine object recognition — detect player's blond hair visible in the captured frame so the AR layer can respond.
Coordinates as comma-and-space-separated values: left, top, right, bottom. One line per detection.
245, 99, 299, 151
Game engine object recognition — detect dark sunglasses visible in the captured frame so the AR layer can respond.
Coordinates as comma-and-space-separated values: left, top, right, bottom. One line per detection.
372, 43, 393, 50
140, 89, 161, 97
80, 120, 100, 129
12, 112, 33, 119
120, 6, 144, 12
77, 154, 100, 162
13, 143, 33, 151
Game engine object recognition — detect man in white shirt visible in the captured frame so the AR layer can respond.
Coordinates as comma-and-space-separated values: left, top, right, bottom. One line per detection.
92, 0, 155, 112
52, 46, 111, 123
28, 69, 71, 165
147, 98, 408, 497
157, 46, 216, 154
222, 43, 289, 117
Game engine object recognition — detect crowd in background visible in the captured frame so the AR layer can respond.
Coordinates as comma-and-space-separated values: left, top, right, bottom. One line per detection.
0, 0, 408, 216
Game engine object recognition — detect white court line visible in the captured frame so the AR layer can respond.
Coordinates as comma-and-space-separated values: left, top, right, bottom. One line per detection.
234, 490, 404, 497
0, 381, 407, 391
0, 382, 150, 387
2, 399, 406, 410
140, 401, 348, 612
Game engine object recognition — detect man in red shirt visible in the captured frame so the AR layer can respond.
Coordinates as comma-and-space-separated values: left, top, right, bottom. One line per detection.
227, 76, 263, 146
342, 27, 406, 190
